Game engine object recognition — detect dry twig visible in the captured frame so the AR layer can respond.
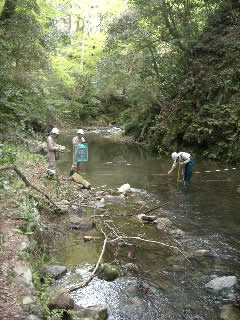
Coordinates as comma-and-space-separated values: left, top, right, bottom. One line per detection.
110, 235, 190, 263
68, 229, 108, 292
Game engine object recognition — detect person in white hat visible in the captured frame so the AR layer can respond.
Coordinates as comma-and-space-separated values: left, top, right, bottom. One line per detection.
168, 151, 194, 184
70, 129, 86, 176
46, 128, 65, 177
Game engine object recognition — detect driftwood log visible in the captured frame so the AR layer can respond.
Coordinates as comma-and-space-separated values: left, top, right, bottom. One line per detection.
83, 236, 101, 242
72, 173, 91, 189
0, 164, 61, 213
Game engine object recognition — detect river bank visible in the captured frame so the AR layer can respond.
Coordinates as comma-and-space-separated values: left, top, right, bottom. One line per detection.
0, 137, 106, 319
0, 127, 139, 320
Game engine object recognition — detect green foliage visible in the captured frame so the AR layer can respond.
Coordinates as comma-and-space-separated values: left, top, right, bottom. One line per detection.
1, 0, 240, 162
0, 142, 18, 164
17, 197, 41, 233
99, 0, 240, 162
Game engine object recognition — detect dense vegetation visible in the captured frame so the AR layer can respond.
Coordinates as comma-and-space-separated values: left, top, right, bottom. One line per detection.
0, 0, 240, 161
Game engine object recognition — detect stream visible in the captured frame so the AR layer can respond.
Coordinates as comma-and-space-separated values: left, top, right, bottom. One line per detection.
51, 128, 240, 319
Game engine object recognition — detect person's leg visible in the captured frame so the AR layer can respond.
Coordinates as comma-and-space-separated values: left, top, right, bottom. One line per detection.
76, 162, 81, 174
184, 157, 194, 183
70, 160, 77, 176
47, 153, 56, 178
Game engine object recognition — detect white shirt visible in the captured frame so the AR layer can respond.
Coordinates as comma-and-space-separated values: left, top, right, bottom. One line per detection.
173, 152, 191, 168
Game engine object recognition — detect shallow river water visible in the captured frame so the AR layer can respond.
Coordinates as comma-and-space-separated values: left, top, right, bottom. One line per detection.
53, 128, 240, 320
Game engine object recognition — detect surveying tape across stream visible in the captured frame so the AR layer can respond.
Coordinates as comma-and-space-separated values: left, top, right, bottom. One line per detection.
151, 167, 238, 177
194, 167, 237, 174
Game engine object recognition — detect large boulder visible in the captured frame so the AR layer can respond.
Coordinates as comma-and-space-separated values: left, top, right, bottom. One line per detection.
220, 304, 240, 320
13, 263, 33, 288
69, 215, 95, 230
97, 264, 120, 281
71, 305, 108, 320
46, 265, 67, 279
205, 276, 237, 292
48, 288, 74, 310
156, 218, 173, 231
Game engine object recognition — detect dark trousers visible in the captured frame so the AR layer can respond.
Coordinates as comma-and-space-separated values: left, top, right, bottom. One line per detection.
184, 156, 194, 183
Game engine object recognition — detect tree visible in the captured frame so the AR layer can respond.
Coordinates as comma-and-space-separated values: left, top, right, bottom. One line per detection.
0, 0, 18, 23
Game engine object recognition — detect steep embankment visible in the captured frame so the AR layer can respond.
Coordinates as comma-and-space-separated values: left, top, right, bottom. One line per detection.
130, 3, 240, 162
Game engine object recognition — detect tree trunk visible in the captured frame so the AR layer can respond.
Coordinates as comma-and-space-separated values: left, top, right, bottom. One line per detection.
0, 0, 18, 23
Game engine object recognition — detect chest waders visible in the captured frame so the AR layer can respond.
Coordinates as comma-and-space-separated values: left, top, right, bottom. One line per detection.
184, 156, 194, 183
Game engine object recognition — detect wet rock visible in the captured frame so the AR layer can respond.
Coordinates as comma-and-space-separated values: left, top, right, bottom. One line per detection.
58, 205, 69, 213
72, 205, 79, 210
58, 200, 69, 205
129, 296, 143, 305
169, 229, 185, 237
220, 304, 240, 320
170, 264, 185, 272
70, 305, 108, 320
48, 288, 74, 310
205, 276, 237, 292
156, 218, 173, 231
118, 183, 131, 193
20, 239, 30, 251
156, 280, 169, 290
46, 265, 67, 279
69, 215, 95, 230
194, 249, 211, 256
116, 212, 133, 217
25, 315, 42, 320
137, 214, 157, 223
97, 264, 120, 281
126, 286, 138, 297
125, 263, 139, 273
23, 296, 36, 305
104, 194, 125, 203
22, 296, 42, 319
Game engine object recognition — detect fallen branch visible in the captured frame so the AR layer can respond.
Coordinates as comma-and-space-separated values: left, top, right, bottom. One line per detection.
83, 236, 101, 241
142, 201, 170, 216
68, 230, 108, 292
72, 173, 91, 189
91, 214, 110, 218
0, 164, 61, 212
110, 235, 190, 263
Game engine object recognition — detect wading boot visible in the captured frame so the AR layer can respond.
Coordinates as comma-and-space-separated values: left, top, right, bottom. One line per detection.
69, 169, 74, 176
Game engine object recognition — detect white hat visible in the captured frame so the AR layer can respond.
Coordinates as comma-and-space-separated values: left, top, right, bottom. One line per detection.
77, 129, 84, 134
172, 152, 178, 161
51, 128, 59, 134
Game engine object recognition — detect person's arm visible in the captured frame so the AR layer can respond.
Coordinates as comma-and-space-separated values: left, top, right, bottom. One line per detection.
179, 153, 191, 165
168, 165, 175, 175
180, 158, 190, 165
48, 137, 61, 151
168, 160, 177, 175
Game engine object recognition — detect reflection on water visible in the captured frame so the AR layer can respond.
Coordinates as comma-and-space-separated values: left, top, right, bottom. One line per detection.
54, 129, 240, 319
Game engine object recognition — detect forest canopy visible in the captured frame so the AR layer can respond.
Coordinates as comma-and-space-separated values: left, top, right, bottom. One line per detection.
0, 0, 240, 161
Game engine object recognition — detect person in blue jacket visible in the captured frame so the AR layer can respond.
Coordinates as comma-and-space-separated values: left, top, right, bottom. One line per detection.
168, 151, 194, 184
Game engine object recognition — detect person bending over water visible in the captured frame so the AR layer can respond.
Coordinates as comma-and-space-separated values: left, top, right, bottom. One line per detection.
168, 151, 194, 184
